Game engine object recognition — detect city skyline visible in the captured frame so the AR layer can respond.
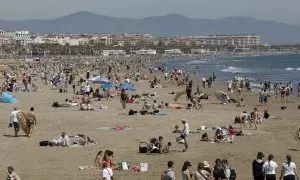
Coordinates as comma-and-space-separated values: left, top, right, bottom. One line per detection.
0, 0, 300, 26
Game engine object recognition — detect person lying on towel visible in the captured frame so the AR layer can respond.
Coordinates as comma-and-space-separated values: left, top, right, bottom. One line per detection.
49, 132, 70, 147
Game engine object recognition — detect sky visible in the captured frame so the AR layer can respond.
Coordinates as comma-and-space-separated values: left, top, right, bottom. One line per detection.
0, 0, 300, 25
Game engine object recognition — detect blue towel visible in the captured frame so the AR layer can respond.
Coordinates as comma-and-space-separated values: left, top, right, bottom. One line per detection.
153, 112, 167, 115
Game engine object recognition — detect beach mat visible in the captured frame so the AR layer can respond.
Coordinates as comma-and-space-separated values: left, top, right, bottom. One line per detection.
78, 166, 101, 170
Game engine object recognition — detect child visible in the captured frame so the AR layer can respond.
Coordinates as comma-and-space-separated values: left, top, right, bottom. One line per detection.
162, 142, 172, 153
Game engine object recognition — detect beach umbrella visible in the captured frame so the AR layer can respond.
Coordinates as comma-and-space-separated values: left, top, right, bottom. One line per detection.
102, 84, 114, 89
91, 77, 112, 84
173, 91, 186, 102
215, 91, 230, 103
0, 92, 18, 103
119, 83, 136, 91
89, 76, 100, 81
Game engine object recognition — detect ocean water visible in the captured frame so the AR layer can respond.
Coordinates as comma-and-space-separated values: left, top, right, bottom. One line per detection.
165, 54, 300, 90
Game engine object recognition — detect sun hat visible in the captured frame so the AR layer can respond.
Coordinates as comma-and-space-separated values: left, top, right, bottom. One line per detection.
181, 119, 188, 122
203, 161, 210, 168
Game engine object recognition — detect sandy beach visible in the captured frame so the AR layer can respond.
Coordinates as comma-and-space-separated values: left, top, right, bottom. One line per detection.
0, 61, 300, 180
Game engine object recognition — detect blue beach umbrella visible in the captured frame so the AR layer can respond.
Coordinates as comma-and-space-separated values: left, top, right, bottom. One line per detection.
119, 83, 136, 91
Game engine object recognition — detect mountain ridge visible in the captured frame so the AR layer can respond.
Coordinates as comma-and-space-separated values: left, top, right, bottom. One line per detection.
1, 12, 300, 44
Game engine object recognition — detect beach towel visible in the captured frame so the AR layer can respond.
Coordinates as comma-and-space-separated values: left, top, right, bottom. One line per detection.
17, 111, 30, 135
96, 126, 131, 131
153, 112, 167, 116
78, 166, 101, 170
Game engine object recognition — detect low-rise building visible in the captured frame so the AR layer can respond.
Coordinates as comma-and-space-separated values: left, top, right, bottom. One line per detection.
135, 49, 157, 55
164, 49, 183, 55
0, 29, 33, 45
102, 50, 126, 56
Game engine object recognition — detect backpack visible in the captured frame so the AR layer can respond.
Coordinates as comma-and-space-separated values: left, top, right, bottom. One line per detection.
229, 168, 236, 180
161, 169, 172, 180
253, 160, 264, 178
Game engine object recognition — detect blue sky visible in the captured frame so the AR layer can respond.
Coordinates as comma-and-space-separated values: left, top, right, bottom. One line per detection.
0, 0, 299, 25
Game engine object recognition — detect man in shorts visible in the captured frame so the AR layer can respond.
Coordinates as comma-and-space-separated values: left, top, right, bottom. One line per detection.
26, 107, 37, 137
9, 107, 20, 137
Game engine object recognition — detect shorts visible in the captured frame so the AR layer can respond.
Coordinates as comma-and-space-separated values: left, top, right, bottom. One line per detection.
283, 175, 295, 180
28, 120, 34, 128
13, 122, 20, 129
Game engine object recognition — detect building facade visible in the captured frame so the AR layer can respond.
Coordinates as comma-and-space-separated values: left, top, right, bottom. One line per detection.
0, 29, 33, 45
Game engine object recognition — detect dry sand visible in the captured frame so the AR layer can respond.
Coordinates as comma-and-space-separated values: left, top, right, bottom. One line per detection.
0, 74, 300, 180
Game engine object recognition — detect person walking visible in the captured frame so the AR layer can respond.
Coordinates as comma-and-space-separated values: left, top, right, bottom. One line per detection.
8, 107, 20, 137
263, 154, 278, 180
181, 161, 192, 180
181, 119, 189, 152
26, 107, 37, 137
279, 155, 299, 180
193, 162, 212, 180
161, 161, 176, 180
120, 89, 128, 109
253, 152, 265, 180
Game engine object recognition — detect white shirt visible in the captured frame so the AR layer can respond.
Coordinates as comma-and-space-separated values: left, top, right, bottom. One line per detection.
263, 161, 278, 174
55, 135, 70, 147
183, 123, 190, 135
102, 168, 113, 180
10, 110, 19, 123
282, 162, 296, 176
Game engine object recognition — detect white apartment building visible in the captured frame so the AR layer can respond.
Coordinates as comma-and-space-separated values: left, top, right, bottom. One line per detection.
33, 35, 89, 46
135, 49, 157, 55
191, 35, 260, 47
164, 49, 183, 55
102, 50, 126, 56
0, 29, 33, 45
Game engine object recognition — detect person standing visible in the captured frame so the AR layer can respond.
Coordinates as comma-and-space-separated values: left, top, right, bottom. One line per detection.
279, 155, 299, 180
181, 161, 192, 180
194, 162, 211, 180
252, 152, 265, 180
161, 161, 176, 180
26, 107, 37, 137
9, 107, 20, 137
263, 154, 278, 180
181, 119, 189, 152
120, 89, 128, 109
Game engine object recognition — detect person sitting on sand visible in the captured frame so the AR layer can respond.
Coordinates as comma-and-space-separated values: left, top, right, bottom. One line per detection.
158, 101, 166, 109
158, 136, 164, 153
172, 125, 182, 133
6, 166, 20, 180
214, 129, 225, 143
152, 100, 158, 109
80, 103, 95, 111
142, 102, 151, 110
148, 138, 160, 153
162, 142, 172, 153
263, 110, 270, 119
201, 132, 210, 142
236, 98, 245, 107
94, 151, 103, 167
103, 150, 116, 168
50, 132, 70, 147
99, 104, 108, 109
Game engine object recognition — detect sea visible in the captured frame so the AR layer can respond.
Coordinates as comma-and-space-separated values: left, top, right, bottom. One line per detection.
165, 54, 300, 92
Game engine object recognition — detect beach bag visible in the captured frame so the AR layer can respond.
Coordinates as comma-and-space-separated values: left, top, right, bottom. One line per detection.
139, 142, 148, 153
229, 168, 236, 180
39, 141, 49, 146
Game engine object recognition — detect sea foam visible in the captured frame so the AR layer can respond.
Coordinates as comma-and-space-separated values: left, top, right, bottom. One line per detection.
221, 66, 249, 73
